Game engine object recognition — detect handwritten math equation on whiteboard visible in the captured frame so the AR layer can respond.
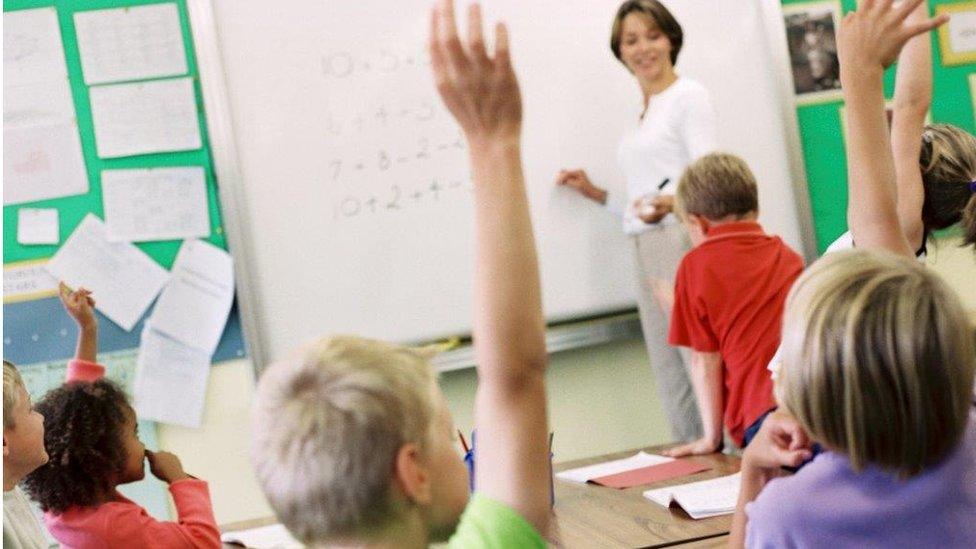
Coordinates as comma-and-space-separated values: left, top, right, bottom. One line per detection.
318, 48, 474, 221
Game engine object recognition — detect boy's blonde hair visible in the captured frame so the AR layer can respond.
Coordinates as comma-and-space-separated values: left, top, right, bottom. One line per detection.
3, 360, 26, 429
676, 153, 759, 220
250, 336, 440, 544
777, 250, 975, 477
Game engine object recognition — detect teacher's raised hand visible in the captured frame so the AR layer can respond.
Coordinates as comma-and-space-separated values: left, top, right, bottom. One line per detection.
429, 0, 520, 148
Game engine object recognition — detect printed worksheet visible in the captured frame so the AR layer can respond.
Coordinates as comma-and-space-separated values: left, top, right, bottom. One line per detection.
102, 167, 210, 242
134, 326, 211, 428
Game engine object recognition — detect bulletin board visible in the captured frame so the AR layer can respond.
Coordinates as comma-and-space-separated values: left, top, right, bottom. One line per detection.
780, 0, 976, 252
3, 0, 247, 519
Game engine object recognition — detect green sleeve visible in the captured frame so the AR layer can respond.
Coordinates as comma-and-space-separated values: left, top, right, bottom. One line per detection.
448, 494, 546, 549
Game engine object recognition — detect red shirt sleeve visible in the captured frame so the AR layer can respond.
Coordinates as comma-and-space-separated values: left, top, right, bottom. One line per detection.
97, 480, 221, 548
668, 257, 720, 352
65, 359, 105, 382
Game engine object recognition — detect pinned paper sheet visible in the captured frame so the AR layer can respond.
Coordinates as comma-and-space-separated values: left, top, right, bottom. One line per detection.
3, 262, 59, 303
102, 167, 209, 242
74, 3, 187, 85
149, 240, 234, 355
556, 451, 674, 484
134, 327, 210, 428
44, 215, 169, 331
17, 208, 59, 245
4, 123, 90, 205
3, 8, 89, 206
3, 8, 70, 86
89, 77, 201, 158
948, 9, 976, 55
643, 472, 741, 520
221, 524, 302, 549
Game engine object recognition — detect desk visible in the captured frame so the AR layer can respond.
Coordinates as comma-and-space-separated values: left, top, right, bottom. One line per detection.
552, 445, 739, 548
222, 445, 739, 549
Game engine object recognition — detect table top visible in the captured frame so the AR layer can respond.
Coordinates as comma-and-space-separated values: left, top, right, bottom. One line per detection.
551, 445, 739, 548
222, 444, 740, 549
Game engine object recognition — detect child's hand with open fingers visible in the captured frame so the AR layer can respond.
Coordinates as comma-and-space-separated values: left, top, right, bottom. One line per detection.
429, 0, 521, 146
59, 282, 97, 331
838, 0, 947, 75
742, 410, 813, 476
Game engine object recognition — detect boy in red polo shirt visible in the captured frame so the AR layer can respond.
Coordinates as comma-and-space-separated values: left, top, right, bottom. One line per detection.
663, 153, 804, 457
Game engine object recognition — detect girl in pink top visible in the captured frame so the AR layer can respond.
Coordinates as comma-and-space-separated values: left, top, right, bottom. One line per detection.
21, 284, 221, 549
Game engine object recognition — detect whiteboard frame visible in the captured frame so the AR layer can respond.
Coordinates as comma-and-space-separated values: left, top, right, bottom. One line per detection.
185, 0, 645, 374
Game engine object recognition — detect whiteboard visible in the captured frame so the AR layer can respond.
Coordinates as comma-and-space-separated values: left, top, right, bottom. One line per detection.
192, 0, 807, 365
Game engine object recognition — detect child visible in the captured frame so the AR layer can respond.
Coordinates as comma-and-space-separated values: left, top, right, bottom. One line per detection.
825, 0, 976, 256
22, 284, 221, 548
730, 3, 976, 547
663, 153, 804, 456
4, 360, 50, 549
248, 1, 550, 547
731, 250, 976, 547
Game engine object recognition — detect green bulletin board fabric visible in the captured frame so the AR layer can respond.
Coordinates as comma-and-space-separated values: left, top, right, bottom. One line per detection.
782, 0, 976, 252
2, 0, 228, 268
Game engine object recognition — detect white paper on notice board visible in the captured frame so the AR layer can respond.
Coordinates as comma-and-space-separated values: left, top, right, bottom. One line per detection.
3, 122, 89, 205
45, 215, 170, 331
74, 3, 187, 85
134, 327, 210, 428
102, 167, 210, 242
948, 9, 976, 54
150, 240, 233, 355
4, 79, 76, 128
17, 208, 59, 245
89, 77, 201, 158
3, 8, 69, 86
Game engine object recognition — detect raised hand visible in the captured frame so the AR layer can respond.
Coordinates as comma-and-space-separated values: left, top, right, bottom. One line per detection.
838, 0, 947, 75
59, 282, 96, 331
429, 0, 521, 146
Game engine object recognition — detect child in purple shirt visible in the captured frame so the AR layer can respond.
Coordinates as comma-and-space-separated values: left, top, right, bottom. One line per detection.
729, 3, 975, 547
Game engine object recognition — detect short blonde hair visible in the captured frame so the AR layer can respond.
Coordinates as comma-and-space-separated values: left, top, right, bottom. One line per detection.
4, 360, 26, 429
676, 153, 759, 220
777, 250, 975, 477
250, 336, 440, 544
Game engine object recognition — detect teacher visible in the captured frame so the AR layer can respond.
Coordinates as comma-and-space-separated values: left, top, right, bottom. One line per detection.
556, 0, 716, 443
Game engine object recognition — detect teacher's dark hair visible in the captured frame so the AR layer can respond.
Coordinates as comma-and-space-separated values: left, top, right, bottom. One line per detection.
610, 0, 683, 67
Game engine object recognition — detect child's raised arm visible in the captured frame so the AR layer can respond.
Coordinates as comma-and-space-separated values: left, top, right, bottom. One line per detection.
891, 1, 934, 250
58, 282, 97, 364
430, 0, 550, 534
838, 0, 946, 257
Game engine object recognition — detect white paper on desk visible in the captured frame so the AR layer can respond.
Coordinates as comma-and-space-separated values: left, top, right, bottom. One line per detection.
3, 8, 69, 87
3, 122, 90, 205
102, 167, 210, 242
74, 4, 187, 85
134, 327, 210, 428
221, 524, 303, 549
556, 451, 674, 483
948, 10, 976, 54
643, 472, 741, 520
89, 77, 201, 158
17, 208, 59, 245
149, 240, 234, 355
44, 215, 170, 331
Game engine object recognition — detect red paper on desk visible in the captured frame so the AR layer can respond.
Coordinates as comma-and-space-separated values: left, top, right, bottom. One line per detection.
588, 459, 711, 489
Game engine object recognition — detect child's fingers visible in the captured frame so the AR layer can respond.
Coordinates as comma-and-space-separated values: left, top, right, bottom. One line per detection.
494, 22, 512, 73
467, 3, 489, 67
892, 0, 925, 22
903, 14, 949, 39
439, 0, 470, 76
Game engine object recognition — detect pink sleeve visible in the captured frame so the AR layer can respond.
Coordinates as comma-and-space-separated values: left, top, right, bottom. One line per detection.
65, 359, 105, 383
101, 480, 221, 549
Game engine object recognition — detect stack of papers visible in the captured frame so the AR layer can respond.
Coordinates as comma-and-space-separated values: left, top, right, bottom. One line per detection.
643, 472, 741, 519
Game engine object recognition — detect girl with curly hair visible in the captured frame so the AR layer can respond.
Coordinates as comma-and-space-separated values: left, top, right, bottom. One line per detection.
22, 284, 220, 548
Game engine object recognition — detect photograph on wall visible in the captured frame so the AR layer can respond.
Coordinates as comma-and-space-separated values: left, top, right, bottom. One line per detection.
783, 1, 843, 104
937, 2, 976, 66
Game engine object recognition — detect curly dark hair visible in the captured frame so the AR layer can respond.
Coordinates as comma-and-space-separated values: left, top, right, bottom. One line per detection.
22, 379, 131, 513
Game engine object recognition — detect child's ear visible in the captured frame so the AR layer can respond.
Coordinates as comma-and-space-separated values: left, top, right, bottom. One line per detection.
3, 432, 10, 459
393, 442, 432, 505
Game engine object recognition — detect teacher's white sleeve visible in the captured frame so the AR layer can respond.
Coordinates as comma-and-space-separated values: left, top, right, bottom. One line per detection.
679, 86, 718, 163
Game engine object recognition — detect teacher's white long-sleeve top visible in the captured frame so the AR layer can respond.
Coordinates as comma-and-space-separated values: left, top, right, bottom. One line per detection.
609, 77, 717, 235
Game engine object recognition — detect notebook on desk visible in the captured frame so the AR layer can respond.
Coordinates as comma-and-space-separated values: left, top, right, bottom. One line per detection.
643, 472, 741, 519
